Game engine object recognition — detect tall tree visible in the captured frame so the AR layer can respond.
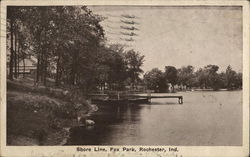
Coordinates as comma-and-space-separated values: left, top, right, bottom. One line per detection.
204, 65, 220, 90
177, 65, 194, 88
7, 7, 16, 80
225, 65, 238, 90
124, 49, 145, 89
164, 66, 178, 91
144, 68, 168, 92
12, 6, 105, 90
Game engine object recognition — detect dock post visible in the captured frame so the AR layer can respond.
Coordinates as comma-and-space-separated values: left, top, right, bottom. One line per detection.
178, 97, 183, 104
147, 90, 151, 103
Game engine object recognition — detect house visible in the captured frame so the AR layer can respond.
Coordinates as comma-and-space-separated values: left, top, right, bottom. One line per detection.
7, 56, 37, 75
18, 57, 37, 74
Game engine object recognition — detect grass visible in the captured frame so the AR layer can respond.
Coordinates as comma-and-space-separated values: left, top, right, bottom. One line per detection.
7, 77, 92, 145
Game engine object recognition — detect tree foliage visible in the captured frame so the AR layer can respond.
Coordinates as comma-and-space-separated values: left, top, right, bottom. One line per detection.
124, 50, 145, 89
7, 6, 145, 93
144, 68, 168, 92
177, 65, 195, 87
144, 65, 242, 92
164, 66, 178, 87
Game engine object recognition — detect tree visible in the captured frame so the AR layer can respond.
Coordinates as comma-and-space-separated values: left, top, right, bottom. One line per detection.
7, 8, 15, 80
144, 68, 168, 92
21, 7, 56, 85
124, 50, 145, 89
104, 45, 127, 90
177, 65, 194, 88
195, 68, 207, 88
7, 7, 32, 80
194, 65, 220, 90
204, 65, 220, 90
217, 72, 227, 89
164, 66, 178, 91
7, 6, 21, 80
225, 65, 242, 90
234, 72, 242, 89
7, 6, 105, 93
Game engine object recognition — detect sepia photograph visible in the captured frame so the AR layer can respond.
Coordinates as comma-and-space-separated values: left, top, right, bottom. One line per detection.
1, 1, 249, 156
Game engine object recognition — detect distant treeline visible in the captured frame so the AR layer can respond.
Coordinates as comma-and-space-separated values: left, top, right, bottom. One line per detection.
7, 6, 145, 93
144, 65, 242, 92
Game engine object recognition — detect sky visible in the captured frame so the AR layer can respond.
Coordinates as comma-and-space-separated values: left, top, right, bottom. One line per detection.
89, 6, 242, 73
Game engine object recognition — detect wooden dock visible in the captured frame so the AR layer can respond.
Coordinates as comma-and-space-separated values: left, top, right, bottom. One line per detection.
88, 93, 183, 104
91, 98, 150, 105
129, 95, 183, 104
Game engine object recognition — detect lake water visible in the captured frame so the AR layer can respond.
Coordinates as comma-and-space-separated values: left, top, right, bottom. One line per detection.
66, 91, 242, 146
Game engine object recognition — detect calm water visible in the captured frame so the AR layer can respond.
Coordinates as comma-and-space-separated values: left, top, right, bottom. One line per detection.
66, 91, 242, 146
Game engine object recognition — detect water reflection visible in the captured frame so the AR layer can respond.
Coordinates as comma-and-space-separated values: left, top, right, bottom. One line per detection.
66, 91, 242, 146
66, 104, 150, 145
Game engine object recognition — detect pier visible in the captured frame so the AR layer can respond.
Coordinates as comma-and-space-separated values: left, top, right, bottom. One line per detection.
89, 93, 183, 104
130, 95, 183, 104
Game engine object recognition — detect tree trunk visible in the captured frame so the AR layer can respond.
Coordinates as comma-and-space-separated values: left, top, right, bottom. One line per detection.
43, 57, 47, 86
35, 28, 42, 85
14, 26, 18, 79
9, 19, 14, 80
55, 55, 61, 86
43, 31, 47, 86
40, 50, 44, 82
17, 39, 21, 77
23, 52, 25, 78
71, 50, 78, 85
36, 54, 40, 85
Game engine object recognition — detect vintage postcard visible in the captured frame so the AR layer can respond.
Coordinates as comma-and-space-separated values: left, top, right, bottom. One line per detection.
0, 0, 249, 157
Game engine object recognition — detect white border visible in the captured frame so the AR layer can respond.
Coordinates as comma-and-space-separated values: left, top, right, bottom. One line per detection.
0, 1, 249, 157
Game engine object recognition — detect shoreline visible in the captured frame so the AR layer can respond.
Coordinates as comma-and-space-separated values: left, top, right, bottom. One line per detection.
6, 78, 242, 145
7, 79, 96, 146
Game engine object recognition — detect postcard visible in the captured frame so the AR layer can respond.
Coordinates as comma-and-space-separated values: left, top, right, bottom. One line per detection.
0, 0, 249, 157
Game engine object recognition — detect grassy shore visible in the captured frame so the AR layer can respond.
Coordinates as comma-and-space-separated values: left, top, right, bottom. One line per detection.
7, 78, 93, 145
